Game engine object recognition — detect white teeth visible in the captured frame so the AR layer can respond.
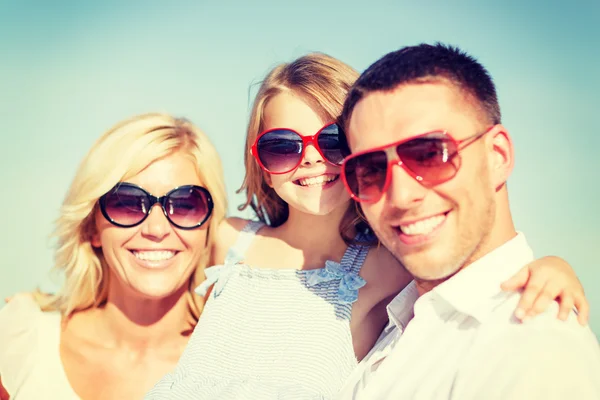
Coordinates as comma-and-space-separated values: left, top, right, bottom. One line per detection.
399, 215, 445, 236
298, 175, 337, 187
133, 250, 176, 261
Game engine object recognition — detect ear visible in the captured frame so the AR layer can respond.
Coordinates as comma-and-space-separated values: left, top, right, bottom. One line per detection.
263, 171, 273, 188
91, 230, 101, 248
488, 124, 514, 190
90, 216, 102, 248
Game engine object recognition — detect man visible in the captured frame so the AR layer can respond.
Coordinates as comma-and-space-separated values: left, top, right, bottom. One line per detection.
337, 43, 600, 399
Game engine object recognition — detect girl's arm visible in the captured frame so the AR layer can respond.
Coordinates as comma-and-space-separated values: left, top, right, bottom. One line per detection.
501, 256, 588, 325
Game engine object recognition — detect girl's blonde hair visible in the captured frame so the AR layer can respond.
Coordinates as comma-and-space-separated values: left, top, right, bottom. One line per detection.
36, 113, 227, 324
238, 53, 370, 243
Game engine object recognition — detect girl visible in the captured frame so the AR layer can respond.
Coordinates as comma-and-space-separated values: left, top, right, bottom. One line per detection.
146, 54, 587, 399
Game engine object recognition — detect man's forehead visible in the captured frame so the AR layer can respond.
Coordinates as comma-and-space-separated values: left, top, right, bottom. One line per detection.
346, 81, 476, 152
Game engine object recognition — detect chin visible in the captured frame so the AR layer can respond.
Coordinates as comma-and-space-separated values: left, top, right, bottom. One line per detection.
410, 265, 461, 282
287, 186, 350, 214
399, 246, 458, 280
300, 204, 344, 217
310, 198, 351, 215
127, 280, 187, 300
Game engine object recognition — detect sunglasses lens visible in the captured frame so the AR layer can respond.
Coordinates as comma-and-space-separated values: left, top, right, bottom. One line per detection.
102, 185, 149, 227
317, 124, 345, 165
343, 150, 388, 202
257, 130, 303, 173
342, 133, 463, 202
166, 187, 212, 228
398, 134, 458, 182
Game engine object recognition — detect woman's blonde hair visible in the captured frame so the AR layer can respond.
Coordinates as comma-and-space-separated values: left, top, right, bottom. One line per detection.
238, 52, 370, 243
36, 113, 227, 324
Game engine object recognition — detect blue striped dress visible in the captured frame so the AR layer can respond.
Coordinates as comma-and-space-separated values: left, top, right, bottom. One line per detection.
145, 221, 370, 400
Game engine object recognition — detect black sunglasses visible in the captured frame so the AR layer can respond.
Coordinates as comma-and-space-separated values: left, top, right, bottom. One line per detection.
99, 183, 213, 230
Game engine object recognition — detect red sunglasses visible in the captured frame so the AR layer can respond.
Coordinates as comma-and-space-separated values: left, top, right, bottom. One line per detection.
341, 127, 493, 203
251, 123, 345, 174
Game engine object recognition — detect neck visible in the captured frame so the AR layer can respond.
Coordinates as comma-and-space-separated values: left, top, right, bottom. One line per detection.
467, 188, 518, 269
278, 200, 352, 254
415, 277, 448, 297
93, 282, 193, 350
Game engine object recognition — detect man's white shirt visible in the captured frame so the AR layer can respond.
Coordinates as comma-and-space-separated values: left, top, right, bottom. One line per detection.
338, 233, 600, 399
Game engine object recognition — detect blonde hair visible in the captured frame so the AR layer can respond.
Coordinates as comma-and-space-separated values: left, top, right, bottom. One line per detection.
238, 52, 370, 243
36, 113, 227, 324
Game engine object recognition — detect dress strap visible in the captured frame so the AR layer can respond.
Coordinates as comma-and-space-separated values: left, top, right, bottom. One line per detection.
304, 232, 373, 307
224, 220, 265, 264
195, 220, 265, 297
340, 232, 371, 275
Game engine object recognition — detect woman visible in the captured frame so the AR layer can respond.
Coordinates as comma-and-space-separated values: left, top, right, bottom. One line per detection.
0, 113, 227, 399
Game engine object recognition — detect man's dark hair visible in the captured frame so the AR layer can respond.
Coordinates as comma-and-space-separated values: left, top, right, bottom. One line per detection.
340, 43, 501, 131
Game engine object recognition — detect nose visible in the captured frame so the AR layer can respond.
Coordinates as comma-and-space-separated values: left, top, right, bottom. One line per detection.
384, 162, 427, 210
141, 204, 171, 240
301, 142, 325, 166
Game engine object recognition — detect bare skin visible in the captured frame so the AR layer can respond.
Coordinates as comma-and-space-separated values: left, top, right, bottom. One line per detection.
59, 287, 191, 399
213, 214, 411, 361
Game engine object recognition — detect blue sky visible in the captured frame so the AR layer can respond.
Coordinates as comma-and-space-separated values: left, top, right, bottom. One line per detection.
1, 0, 598, 335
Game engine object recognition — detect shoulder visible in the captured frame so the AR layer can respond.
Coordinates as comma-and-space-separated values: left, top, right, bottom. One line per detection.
456, 302, 600, 398
211, 217, 253, 265
500, 303, 600, 358
217, 217, 250, 245
0, 294, 58, 384
475, 297, 600, 360
0, 293, 45, 336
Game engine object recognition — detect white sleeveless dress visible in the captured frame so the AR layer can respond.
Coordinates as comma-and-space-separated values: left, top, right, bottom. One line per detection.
146, 221, 371, 399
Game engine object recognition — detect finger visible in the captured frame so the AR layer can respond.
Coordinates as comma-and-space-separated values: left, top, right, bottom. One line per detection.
527, 284, 560, 318
574, 293, 590, 325
501, 266, 530, 292
514, 273, 548, 321
557, 294, 575, 321
515, 287, 539, 321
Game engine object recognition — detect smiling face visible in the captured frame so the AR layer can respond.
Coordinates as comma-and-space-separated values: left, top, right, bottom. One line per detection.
92, 150, 209, 300
262, 91, 351, 216
347, 80, 498, 285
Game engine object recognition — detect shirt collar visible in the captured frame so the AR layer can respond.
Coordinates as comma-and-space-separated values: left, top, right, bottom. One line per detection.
386, 280, 419, 332
429, 232, 534, 323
